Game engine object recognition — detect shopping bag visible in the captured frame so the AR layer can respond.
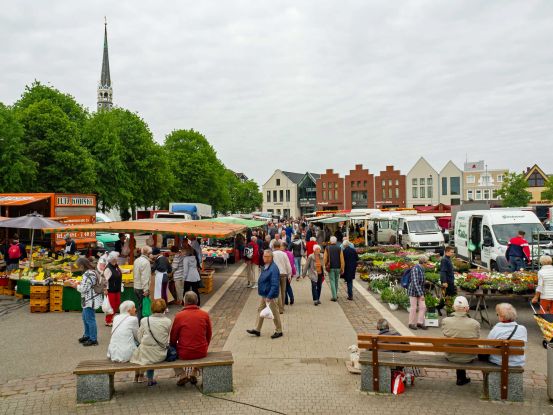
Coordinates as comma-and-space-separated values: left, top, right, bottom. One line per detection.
392, 370, 405, 395
101, 296, 113, 314
142, 297, 152, 317
260, 302, 274, 320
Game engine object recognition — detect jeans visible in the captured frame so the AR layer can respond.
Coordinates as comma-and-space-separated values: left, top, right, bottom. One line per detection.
285, 279, 294, 305
134, 289, 144, 323
82, 307, 97, 342
184, 281, 201, 306
294, 257, 302, 277
329, 269, 341, 299
345, 278, 353, 299
311, 274, 323, 301
146, 369, 155, 380
509, 257, 526, 272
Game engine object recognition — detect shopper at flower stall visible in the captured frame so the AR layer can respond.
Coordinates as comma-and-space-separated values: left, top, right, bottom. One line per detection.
440, 246, 457, 296
488, 303, 527, 367
70, 257, 103, 347
407, 256, 428, 330
532, 255, 553, 314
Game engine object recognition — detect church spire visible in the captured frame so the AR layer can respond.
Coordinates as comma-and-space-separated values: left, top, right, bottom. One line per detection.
97, 17, 113, 111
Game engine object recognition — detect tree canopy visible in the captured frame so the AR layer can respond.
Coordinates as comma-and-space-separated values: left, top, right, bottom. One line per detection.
497, 172, 532, 207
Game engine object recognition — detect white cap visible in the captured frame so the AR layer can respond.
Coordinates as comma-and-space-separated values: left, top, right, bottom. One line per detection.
453, 296, 469, 309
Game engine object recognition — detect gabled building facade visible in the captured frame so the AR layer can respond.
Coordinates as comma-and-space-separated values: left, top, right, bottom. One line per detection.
406, 157, 439, 208
374, 165, 406, 208
316, 169, 344, 211
261, 170, 303, 218
438, 161, 463, 206
345, 164, 374, 209
524, 164, 551, 204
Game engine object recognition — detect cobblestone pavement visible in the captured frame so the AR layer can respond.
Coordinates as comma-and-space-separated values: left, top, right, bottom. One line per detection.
1, 272, 552, 414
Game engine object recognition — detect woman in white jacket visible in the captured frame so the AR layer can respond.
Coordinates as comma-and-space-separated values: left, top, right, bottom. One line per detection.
532, 255, 553, 314
107, 301, 139, 363
182, 248, 202, 306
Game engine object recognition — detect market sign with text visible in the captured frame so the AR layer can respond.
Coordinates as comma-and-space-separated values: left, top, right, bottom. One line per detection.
55, 194, 96, 207
54, 214, 96, 246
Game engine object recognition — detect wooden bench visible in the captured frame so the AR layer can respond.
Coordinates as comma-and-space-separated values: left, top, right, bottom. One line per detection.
74, 351, 233, 403
357, 334, 525, 401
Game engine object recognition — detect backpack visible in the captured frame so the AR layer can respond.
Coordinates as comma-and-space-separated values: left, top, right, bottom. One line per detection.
400, 268, 412, 289
244, 246, 254, 259
8, 244, 21, 260
92, 270, 108, 295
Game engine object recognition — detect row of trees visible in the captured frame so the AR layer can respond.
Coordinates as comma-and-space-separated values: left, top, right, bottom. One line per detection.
0, 82, 262, 216
497, 172, 553, 207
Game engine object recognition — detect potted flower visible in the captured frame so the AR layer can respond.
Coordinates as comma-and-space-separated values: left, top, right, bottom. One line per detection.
380, 287, 399, 310
424, 293, 440, 313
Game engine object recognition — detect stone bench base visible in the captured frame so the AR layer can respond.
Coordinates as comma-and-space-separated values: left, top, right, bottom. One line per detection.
76, 365, 233, 403
360, 364, 523, 402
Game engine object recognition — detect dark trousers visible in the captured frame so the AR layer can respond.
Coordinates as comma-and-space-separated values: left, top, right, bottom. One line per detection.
311, 274, 323, 301
509, 257, 526, 272
184, 281, 201, 306
346, 278, 353, 298
285, 279, 294, 305
134, 289, 144, 324
456, 369, 468, 381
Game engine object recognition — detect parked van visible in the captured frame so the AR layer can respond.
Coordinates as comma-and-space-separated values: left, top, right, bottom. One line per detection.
397, 215, 445, 250
454, 209, 552, 271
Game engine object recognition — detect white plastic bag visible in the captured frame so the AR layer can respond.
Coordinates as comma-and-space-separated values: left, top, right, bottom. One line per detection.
102, 296, 113, 314
260, 302, 274, 320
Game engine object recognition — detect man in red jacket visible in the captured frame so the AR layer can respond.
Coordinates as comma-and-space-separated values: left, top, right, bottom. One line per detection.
170, 291, 212, 386
505, 230, 531, 272
244, 236, 260, 288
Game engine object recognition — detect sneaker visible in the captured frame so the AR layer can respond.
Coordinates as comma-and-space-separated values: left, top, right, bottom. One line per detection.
82, 340, 99, 346
316, 300, 321, 305
314, 301, 318, 306
246, 283, 251, 288
251, 284, 258, 289
246, 329, 261, 337
408, 324, 418, 330
456, 378, 471, 386
271, 332, 283, 339
417, 324, 428, 330
78, 336, 90, 344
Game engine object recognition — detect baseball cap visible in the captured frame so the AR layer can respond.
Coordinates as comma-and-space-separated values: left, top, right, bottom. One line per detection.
453, 296, 469, 309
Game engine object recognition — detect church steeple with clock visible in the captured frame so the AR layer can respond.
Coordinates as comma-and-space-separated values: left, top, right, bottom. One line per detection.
97, 18, 113, 111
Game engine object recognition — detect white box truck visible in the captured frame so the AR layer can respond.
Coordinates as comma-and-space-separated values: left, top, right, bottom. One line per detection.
169, 203, 213, 220
454, 208, 552, 271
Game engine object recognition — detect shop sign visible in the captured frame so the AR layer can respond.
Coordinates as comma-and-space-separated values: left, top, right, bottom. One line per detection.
55, 195, 96, 207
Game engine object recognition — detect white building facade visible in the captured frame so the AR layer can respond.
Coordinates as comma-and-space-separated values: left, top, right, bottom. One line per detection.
439, 161, 463, 205
262, 170, 302, 218
463, 161, 507, 202
406, 157, 439, 207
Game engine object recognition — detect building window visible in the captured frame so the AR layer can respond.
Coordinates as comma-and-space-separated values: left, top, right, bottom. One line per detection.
493, 189, 499, 199
412, 178, 418, 185
276, 179, 280, 186
412, 187, 418, 198
420, 178, 425, 186
388, 188, 392, 199
322, 190, 326, 201
427, 186, 433, 199
476, 190, 482, 200
388, 179, 392, 186
351, 181, 355, 188
382, 189, 386, 200
363, 180, 367, 187
481, 175, 492, 186
357, 181, 361, 188
427, 177, 433, 186
483, 189, 490, 199
442, 177, 448, 195
467, 190, 473, 200
276, 209, 281, 215
395, 188, 399, 198
497, 175, 504, 183
450, 177, 460, 195
382, 180, 385, 188
273, 190, 277, 201
420, 187, 426, 198
279, 190, 284, 202
528, 172, 545, 187
267, 191, 271, 202
466, 175, 475, 184
335, 190, 339, 200
352, 191, 368, 206
286, 190, 290, 202
322, 182, 326, 189
395, 179, 399, 185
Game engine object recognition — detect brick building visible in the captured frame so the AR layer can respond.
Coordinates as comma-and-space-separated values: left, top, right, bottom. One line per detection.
316, 169, 344, 211
375, 165, 406, 208
345, 164, 374, 209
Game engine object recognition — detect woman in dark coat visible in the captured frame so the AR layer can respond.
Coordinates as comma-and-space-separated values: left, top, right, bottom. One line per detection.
341, 240, 359, 300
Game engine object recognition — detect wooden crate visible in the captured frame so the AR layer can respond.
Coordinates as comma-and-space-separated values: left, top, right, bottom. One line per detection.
199, 276, 213, 294
30, 285, 50, 294
15, 293, 24, 299
50, 303, 63, 312
30, 298, 50, 307
3, 289, 15, 296
0, 286, 4, 295
30, 305, 49, 313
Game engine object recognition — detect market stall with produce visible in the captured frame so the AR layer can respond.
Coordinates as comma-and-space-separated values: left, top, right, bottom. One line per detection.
1, 220, 247, 313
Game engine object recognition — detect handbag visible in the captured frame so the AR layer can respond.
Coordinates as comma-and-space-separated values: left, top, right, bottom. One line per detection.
142, 297, 152, 317
147, 317, 178, 362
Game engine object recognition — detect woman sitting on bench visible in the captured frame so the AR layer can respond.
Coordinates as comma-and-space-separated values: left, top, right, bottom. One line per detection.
487, 303, 527, 367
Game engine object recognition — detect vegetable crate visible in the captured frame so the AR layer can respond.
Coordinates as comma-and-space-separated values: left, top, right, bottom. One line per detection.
199, 272, 214, 294
30, 285, 50, 300
30, 305, 49, 313
50, 285, 63, 301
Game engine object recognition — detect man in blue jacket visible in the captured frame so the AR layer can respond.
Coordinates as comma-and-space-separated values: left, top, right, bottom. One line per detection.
247, 249, 283, 339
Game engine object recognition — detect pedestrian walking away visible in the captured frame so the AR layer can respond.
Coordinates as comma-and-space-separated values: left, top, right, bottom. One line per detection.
247, 250, 283, 339
303, 244, 325, 305
291, 234, 305, 281
272, 241, 292, 313
341, 240, 358, 300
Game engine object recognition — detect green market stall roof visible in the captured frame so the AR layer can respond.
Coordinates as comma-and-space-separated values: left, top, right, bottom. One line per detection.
42, 220, 246, 239
313, 216, 349, 224
203, 217, 267, 228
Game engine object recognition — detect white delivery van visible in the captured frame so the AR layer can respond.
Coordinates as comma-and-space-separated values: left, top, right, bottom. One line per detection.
396, 215, 445, 250
366, 212, 400, 244
454, 209, 552, 271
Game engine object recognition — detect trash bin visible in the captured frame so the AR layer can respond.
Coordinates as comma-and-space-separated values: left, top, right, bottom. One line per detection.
548, 343, 553, 401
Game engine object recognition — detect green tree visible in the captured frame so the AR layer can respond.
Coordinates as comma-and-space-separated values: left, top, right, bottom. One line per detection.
17, 100, 96, 192
234, 179, 263, 213
542, 177, 553, 202
164, 129, 229, 213
0, 103, 37, 192
497, 172, 532, 207
15, 81, 88, 129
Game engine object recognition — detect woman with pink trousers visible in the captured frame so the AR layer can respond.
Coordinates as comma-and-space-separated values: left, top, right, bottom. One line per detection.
407, 256, 428, 330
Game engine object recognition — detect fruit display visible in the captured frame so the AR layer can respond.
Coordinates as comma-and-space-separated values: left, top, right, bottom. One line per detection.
202, 246, 232, 259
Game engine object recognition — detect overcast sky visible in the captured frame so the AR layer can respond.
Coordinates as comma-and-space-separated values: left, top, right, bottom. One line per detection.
2, 0, 553, 184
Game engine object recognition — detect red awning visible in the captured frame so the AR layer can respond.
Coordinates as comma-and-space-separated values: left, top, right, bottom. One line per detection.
0, 194, 52, 206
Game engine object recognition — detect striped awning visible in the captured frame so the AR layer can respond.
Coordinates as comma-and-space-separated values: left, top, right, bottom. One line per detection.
42, 220, 246, 239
